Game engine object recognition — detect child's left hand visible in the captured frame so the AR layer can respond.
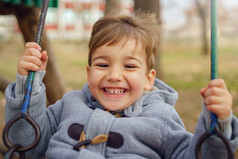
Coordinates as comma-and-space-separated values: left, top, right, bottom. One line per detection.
200, 79, 232, 120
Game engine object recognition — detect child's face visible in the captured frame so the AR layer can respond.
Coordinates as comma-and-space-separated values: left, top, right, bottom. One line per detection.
87, 40, 155, 111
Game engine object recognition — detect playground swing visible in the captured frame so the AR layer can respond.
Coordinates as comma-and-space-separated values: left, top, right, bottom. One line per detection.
1, 0, 235, 158
195, 0, 234, 158
2, 0, 49, 158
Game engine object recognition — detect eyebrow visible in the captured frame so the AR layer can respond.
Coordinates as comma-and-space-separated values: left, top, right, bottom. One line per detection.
124, 56, 142, 65
92, 56, 109, 62
92, 55, 143, 65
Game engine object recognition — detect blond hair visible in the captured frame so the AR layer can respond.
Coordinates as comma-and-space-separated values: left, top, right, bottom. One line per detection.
88, 12, 160, 72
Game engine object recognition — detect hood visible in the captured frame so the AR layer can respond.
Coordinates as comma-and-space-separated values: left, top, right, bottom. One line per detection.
152, 78, 178, 106
124, 78, 178, 117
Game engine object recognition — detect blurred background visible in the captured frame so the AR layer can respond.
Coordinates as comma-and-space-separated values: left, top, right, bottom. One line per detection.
0, 0, 238, 158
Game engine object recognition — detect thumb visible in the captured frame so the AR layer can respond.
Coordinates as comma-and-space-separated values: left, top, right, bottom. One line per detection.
200, 88, 206, 98
40, 51, 48, 71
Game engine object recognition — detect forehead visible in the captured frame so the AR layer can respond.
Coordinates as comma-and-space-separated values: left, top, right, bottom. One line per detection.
93, 39, 146, 59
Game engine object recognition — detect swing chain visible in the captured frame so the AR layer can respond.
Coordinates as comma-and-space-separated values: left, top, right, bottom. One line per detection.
2, 0, 49, 158
195, 127, 234, 159
4, 144, 25, 159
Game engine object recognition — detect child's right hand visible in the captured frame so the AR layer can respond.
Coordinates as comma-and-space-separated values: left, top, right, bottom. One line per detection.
17, 42, 48, 76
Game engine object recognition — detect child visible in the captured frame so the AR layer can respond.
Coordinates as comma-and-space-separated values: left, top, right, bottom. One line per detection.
5, 12, 238, 159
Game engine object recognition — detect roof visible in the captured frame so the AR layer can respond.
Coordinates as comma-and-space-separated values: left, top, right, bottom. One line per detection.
0, 0, 58, 7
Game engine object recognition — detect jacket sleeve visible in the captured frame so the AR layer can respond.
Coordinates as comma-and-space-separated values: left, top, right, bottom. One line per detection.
4, 71, 63, 159
163, 106, 238, 159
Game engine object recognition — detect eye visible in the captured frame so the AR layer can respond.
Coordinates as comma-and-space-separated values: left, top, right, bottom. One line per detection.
125, 65, 136, 69
96, 64, 109, 67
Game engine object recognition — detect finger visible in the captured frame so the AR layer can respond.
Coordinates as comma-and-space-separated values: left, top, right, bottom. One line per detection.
41, 51, 48, 61
25, 63, 41, 72
19, 61, 41, 72
206, 104, 231, 120
22, 56, 43, 67
204, 96, 224, 105
17, 61, 30, 76
206, 104, 221, 112
26, 48, 42, 59
40, 51, 48, 71
207, 79, 227, 90
200, 88, 206, 97
25, 42, 42, 51
204, 87, 227, 98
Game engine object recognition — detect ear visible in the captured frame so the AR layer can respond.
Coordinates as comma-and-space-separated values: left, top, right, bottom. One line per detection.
144, 69, 156, 90
86, 66, 91, 86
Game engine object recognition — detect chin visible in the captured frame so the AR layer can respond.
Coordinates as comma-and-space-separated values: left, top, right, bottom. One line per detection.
103, 104, 128, 112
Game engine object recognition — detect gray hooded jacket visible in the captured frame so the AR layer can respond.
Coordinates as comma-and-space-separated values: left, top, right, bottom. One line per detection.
4, 71, 238, 159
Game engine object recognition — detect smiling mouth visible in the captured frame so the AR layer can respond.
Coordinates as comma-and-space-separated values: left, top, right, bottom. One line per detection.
104, 88, 127, 95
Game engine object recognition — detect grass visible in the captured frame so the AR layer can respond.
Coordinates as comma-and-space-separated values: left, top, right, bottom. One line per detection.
161, 37, 238, 132
51, 40, 89, 90
0, 35, 238, 156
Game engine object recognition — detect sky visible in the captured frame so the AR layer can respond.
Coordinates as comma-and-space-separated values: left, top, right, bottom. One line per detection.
160, 0, 238, 25
223, 0, 238, 8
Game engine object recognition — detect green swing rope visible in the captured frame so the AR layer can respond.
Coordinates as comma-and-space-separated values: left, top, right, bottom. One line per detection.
210, 0, 218, 130
195, 0, 234, 158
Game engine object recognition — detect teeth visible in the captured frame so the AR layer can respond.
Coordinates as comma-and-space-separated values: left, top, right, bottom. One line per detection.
104, 88, 125, 95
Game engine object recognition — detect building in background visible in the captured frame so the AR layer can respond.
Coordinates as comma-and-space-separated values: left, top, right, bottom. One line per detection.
47, 0, 105, 40
0, 15, 17, 42
46, 0, 133, 40
0, 0, 133, 41
1, 0, 237, 42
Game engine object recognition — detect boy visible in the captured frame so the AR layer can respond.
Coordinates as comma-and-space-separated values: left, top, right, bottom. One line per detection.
5, 12, 238, 159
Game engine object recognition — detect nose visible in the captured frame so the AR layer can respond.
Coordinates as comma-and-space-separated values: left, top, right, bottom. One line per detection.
107, 66, 123, 82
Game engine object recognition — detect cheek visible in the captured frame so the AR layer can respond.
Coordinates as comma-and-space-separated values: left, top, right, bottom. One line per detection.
88, 70, 102, 87
127, 74, 146, 91
88, 73, 96, 86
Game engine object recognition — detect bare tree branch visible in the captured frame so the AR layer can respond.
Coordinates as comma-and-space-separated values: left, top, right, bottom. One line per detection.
195, 0, 206, 21
194, 0, 209, 55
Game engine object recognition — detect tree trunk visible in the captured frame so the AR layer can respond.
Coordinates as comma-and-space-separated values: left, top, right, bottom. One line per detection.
195, 0, 209, 55
134, 0, 163, 79
105, 0, 120, 16
0, 75, 11, 93
14, 6, 65, 104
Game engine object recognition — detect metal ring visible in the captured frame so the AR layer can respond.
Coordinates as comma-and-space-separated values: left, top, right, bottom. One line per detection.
2, 112, 41, 152
4, 144, 25, 159
195, 127, 234, 159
